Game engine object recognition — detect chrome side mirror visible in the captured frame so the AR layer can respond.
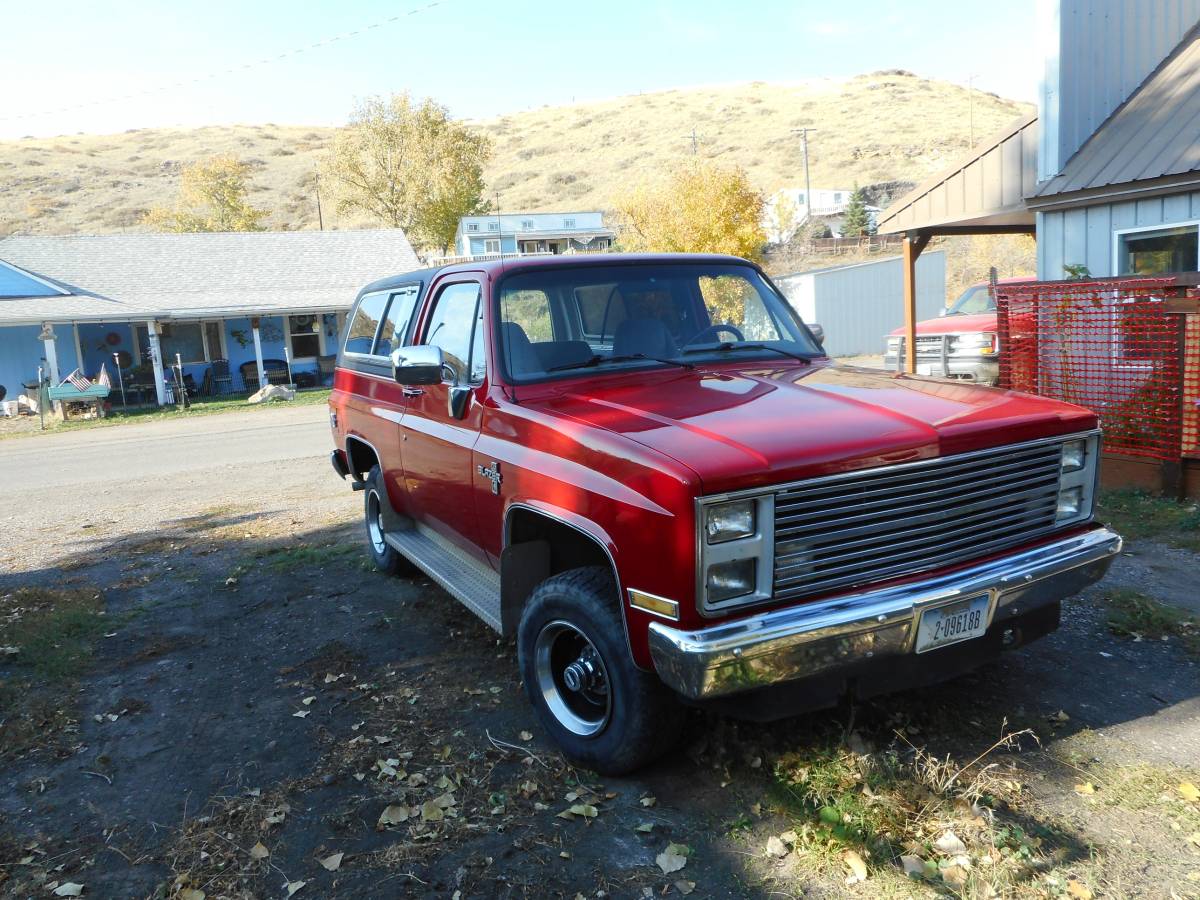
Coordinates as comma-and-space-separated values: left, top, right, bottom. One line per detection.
391, 345, 445, 385
808, 323, 825, 346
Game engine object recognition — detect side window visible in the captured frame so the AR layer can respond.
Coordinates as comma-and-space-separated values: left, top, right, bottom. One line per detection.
501, 289, 554, 342
698, 274, 785, 342
576, 283, 626, 341
375, 285, 420, 357
422, 282, 483, 383
344, 292, 388, 355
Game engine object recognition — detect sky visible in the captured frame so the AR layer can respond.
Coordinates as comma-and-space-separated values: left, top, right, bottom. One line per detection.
0, 0, 1042, 140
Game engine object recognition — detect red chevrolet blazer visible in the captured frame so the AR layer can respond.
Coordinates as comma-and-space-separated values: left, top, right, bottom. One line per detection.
328, 254, 1120, 774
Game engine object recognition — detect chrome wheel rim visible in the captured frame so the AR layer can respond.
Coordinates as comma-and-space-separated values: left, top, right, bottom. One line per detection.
534, 619, 612, 737
366, 490, 387, 555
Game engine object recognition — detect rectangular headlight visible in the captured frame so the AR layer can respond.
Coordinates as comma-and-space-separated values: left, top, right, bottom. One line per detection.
886, 336, 901, 352
1061, 439, 1086, 472
705, 499, 755, 544
706, 558, 756, 603
1056, 485, 1083, 520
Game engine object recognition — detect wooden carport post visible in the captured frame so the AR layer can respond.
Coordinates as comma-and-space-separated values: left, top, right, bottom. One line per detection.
902, 231, 931, 374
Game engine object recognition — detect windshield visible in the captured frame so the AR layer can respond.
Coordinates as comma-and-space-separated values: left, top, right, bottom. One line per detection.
496, 263, 822, 383
948, 284, 996, 315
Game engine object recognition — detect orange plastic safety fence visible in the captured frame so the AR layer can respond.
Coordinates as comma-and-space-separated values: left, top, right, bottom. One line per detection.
995, 278, 1185, 461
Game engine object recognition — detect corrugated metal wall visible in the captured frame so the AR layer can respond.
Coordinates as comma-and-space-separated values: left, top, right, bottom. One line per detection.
1049, 0, 1200, 175
1038, 192, 1200, 277
775, 251, 946, 357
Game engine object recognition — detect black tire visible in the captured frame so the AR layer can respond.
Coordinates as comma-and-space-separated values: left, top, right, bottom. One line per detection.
363, 465, 417, 576
517, 566, 684, 775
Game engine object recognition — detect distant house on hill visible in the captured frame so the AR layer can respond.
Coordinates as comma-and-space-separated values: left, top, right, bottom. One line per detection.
765, 188, 879, 242
0, 229, 419, 407
452, 212, 614, 259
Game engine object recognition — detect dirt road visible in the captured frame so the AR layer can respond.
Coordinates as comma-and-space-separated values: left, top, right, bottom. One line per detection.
1, 408, 1197, 898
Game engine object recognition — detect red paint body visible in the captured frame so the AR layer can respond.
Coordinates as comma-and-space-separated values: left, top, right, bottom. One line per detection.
331, 257, 1097, 669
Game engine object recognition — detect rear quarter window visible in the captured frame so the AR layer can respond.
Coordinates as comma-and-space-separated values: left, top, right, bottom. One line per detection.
344, 292, 390, 355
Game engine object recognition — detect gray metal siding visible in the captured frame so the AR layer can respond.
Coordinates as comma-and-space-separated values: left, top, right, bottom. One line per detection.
1037, 190, 1200, 277
777, 252, 946, 357
1053, 0, 1200, 174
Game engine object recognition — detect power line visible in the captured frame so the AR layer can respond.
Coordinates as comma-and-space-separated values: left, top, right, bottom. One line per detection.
1, 0, 456, 125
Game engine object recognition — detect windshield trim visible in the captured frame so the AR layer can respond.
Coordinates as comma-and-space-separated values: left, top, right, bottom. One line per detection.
491, 261, 825, 386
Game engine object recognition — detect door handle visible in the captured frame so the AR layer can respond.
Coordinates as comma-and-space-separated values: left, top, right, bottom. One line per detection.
402, 387, 424, 398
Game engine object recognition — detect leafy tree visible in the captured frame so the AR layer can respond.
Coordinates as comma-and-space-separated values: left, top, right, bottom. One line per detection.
144, 155, 268, 232
324, 93, 491, 252
613, 159, 767, 261
839, 187, 874, 237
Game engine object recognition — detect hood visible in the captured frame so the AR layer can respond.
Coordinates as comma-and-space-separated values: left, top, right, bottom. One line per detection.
536, 362, 1094, 495
889, 312, 997, 337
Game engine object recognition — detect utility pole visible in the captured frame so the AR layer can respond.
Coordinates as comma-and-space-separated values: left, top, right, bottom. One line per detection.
966, 73, 978, 147
314, 171, 324, 231
791, 128, 816, 222
684, 128, 700, 156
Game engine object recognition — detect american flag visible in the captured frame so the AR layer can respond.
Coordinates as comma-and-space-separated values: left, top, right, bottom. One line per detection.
97, 364, 112, 389
65, 369, 91, 391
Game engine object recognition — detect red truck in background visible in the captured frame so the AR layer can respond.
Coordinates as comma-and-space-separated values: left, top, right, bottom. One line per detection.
883, 279, 1029, 385
328, 254, 1119, 774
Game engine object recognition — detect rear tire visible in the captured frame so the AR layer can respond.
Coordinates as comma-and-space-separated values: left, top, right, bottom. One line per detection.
363, 465, 417, 576
517, 566, 684, 775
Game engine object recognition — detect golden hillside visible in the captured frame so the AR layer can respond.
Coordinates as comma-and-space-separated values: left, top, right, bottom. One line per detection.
0, 73, 1030, 237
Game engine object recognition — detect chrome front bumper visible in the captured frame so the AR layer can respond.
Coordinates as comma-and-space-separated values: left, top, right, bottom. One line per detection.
883, 352, 1000, 383
648, 527, 1121, 700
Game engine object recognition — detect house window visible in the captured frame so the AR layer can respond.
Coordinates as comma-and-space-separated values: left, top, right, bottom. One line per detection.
1116, 224, 1199, 275
487, 221, 500, 231
484, 238, 501, 254
563, 217, 576, 228
203, 321, 223, 359
467, 223, 480, 232
521, 219, 535, 230
160, 322, 206, 364
287, 315, 321, 359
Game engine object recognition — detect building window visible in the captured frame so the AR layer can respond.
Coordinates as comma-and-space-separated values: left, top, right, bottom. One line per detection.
288, 314, 321, 359
1116, 224, 1199, 275
203, 321, 223, 359
159, 322, 206, 364
466, 223, 480, 232
484, 238, 501, 254
563, 217, 576, 228
521, 219, 535, 230
487, 221, 499, 231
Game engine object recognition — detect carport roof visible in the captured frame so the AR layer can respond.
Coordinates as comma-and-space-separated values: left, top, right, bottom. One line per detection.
0, 229, 421, 326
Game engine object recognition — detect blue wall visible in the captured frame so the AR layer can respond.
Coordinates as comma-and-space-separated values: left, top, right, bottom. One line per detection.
0, 324, 82, 399
467, 235, 517, 255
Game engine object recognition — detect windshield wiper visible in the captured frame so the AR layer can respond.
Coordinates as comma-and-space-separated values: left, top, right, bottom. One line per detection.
546, 353, 695, 373
680, 342, 816, 363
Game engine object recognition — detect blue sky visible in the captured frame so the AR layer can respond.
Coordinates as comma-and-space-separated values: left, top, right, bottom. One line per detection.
0, 0, 1040, 139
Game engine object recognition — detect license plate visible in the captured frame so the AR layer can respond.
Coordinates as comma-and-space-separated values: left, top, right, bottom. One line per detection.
915, 594, 990, 653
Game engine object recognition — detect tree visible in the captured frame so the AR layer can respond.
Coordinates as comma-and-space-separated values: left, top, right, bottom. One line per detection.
144, 155, 268, 232
324, 93, 491, 252
839, 187, 874, 237
613, 160, 767, 261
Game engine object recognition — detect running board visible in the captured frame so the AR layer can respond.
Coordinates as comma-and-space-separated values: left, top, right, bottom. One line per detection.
384, 526, 503, 632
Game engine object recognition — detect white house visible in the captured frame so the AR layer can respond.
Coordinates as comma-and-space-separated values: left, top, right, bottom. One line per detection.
453, 212, 614, 259
765, 188, 878, 242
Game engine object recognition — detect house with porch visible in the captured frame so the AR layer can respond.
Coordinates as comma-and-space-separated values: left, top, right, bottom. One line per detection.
877, 0, 1200, 496
452, 212, 614, 259
0, 229, 419, 407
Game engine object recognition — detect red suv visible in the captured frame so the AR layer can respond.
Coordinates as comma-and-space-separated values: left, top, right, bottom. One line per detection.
329, 255, 1119, 773
882, 279, 1027, 385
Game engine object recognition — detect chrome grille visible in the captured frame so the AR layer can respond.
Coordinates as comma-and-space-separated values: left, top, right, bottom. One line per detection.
773, 440, 1066, 601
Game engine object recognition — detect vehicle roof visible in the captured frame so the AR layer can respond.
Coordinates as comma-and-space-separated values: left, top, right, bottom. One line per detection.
355, 253, 761, 299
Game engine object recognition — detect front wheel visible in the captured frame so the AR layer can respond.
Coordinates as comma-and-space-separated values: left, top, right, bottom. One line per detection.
363, 465, 417, 576
517, 567, 684, 775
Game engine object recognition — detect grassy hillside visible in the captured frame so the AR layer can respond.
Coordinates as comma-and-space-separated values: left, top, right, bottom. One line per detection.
0, 72, 1030, 237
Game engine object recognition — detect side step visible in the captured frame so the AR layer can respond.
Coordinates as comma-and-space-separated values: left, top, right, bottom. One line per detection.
384, 527, 503, 632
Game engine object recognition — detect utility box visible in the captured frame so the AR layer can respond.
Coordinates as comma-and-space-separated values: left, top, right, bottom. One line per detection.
774, 251, 946, 357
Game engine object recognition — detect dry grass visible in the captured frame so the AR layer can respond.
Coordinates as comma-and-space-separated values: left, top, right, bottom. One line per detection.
0, 74, 1029, 237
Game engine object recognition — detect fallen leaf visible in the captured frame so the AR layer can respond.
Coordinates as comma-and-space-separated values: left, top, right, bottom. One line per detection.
933, 830, 967, 855
53, 886, 85, 898
378, 804, 410, 826
179, 891, 206, 900
900, 854, 925, 877
285, 882, 306, 896
674, 881, 695, 895
558, 803, 599, 819
656, 842, 689, 874
519, 730, 533, 741
261, 805, 289, 828
1049, 709, 1071, 723
635, 823, 654, 833
640, 795, 657, 808
421, 801, 445, 822
301, 696, 315, 706
1180, 782, 1200, 803
249, 841, 269, 860
941, 864, 968, 887
1066, 879, 1094, 899
766, 836, 789, 859
843, 849, 868, 883
319, 851, 343, 871
292, 710, 310, 719
1074, 782, 1096, 795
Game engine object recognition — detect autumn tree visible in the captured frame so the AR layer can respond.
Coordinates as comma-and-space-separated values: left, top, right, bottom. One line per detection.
144, 155, 268, 232
613, 159, 767, 261
324, 93, 491, 252
839, 187, 874, 237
